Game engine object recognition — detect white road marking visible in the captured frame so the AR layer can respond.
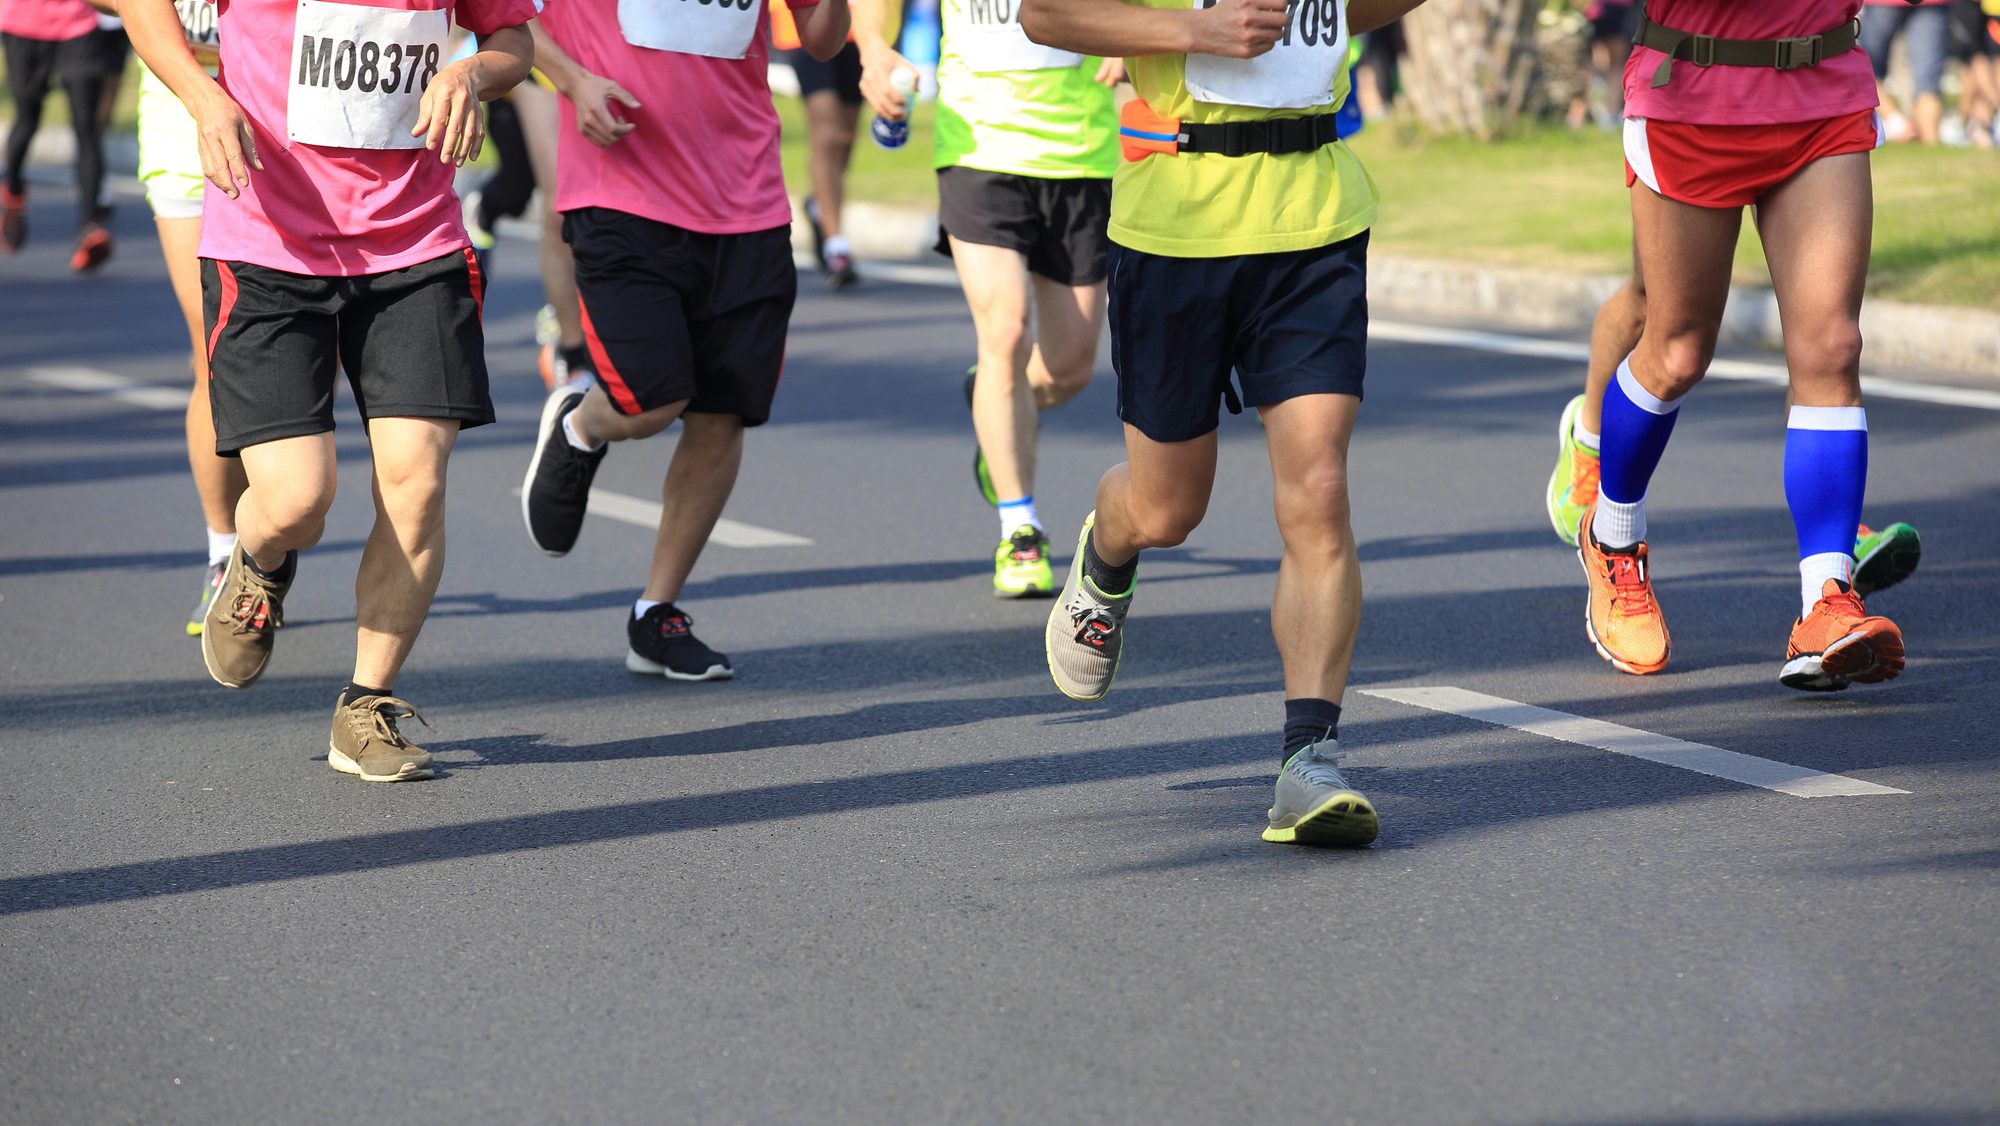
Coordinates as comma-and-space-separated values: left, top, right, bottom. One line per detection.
1361, 685, 1909, 798
27, 366, 188, 411
861, 266, 2000, 411
513, 488, 812, 549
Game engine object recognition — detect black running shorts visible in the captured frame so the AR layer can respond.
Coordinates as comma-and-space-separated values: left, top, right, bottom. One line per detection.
935, 166, 1112, 286
563, 207, 796, 424
1108, 231, 1369, 444
201, 249, 493, 456
785, 42, 863, 105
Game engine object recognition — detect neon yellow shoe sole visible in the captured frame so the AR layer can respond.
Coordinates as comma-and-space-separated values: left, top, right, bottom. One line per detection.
1546, 393, 1590, 547
1262, 791, 1379, 846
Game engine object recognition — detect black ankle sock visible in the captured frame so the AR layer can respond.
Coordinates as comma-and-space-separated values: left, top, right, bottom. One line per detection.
1283, 698, 1343, 764
1082, 529, 1137, 595
342, 683, 392, 705
244, 550, 295, 584
561, 344, 590, 372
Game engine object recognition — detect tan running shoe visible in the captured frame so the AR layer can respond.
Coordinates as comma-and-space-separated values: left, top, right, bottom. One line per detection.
201, 547, 294, 689
1781, 580, 1906, 692
328, 694, 436, 782
1577, 509, 1670, 675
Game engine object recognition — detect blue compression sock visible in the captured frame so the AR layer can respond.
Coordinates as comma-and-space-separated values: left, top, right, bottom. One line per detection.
1786, 405, 1867, 612
1592, 356, 1683, 548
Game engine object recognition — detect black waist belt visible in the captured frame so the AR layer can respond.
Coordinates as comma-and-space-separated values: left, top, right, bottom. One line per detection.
1178, 114, 1343, 157
1634, 13, 1861, 88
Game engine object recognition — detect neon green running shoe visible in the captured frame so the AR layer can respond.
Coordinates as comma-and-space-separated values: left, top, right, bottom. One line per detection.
994, 525, 1055, 599
1546, 393, 1600, 547
964, 366, 998, 507
1853, 522, 1921, 597
186, 559, 226, 637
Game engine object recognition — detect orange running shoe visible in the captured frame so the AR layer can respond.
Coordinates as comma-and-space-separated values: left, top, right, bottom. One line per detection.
1577, 511, 1670, 675
69, 222, 112, 273
1781, 579, 1905, 692
2, 186, 26, 253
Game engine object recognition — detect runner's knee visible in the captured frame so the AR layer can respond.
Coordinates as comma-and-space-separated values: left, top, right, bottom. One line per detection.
255, 482, 335, 545
1786, 318, 1865, 390
1644, 332, 1714, 400
1127, 495, 1207, 550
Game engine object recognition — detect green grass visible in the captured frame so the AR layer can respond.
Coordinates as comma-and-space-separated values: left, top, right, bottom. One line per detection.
1344, 124, 2000, 311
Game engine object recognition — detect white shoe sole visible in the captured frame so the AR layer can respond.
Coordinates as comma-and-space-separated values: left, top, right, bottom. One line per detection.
626, 650, 734, 681
327, 742, 435, 782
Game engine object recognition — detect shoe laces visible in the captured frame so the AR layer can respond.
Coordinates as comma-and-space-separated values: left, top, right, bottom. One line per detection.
1602, 550, 1656, 618
1288, 747, 1351, 786
347, 697, 428, 749
1571, 445, 1600, 503
228, 588, 283, 634
1815, 583, 1868, 622
1008, 529, 1046, 563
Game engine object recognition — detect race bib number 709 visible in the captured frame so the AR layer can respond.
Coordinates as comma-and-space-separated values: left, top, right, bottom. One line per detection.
287, 0, 447, 150
1185, 0, 1347, 110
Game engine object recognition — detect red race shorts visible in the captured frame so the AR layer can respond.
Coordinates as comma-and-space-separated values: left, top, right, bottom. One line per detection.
1623, 107, 1883, 209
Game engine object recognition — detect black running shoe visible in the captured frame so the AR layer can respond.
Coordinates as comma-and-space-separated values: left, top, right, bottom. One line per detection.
521, 385, 607, 556
826, 251, 859, 290
627, 604, 734, 681
804, 195, 828, 271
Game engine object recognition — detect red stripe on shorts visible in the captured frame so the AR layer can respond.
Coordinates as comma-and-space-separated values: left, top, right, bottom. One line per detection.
462, 247, 485, 314
205, 261, 239, 372
577, 295, 642, 414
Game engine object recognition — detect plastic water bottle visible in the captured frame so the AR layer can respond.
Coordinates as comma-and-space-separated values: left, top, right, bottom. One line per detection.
870, 68, 918, 150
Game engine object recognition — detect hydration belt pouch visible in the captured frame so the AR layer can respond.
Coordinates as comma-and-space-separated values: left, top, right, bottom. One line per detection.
1633, 12, 1862, 88
1119, 98, 1344, 162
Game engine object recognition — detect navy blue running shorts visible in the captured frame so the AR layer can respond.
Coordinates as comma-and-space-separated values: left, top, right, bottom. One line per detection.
1107, 230, 1369, 444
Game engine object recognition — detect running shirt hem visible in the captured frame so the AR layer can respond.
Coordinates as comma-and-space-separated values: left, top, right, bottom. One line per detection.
1109, 209, 1376, 260
556, 194, 795, 238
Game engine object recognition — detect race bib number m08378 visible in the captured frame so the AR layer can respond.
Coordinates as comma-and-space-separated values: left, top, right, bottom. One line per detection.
287, 0, 447, 151
951, 0, 1083, 74
1185, 0, 1347, 110
618, 0, 763, 61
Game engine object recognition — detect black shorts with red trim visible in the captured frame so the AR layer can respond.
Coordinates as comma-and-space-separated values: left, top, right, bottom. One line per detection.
935, 166, 1112, 286
201, 248, 492, 456
563, 207, 796, 425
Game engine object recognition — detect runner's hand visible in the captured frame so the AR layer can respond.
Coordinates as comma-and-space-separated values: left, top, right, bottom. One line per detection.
1190, 0, 1288, 58
415, 59, 486, 165
569, 72, 640, 148
192, 89, 261, 198
858, 44, 917, 121
1094, 57, 1126, 87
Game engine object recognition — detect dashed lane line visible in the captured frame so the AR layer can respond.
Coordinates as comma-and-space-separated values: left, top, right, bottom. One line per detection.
1361, 685, 1909, 798
26, 366, 189, 411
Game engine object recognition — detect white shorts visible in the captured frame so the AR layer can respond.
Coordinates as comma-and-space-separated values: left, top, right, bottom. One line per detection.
137, 64, 205, 221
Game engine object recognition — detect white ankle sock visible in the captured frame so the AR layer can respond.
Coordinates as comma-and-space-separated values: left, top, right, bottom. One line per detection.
1799, 552, 1854, 616
823, 233, 852, 260
206, 528, 237, 566
563, 412, 600, 452
998, 496, 1040, 538
634, 598, 664, 620
1591, 495, 1645, 549
1574, 418, 1601, 452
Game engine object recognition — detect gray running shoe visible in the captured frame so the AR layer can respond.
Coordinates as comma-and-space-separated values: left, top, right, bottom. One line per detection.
1045, 513, 1132, 701
328, 694, 436, 783
1263, 740, 1379, 846
201, 546, 293, 689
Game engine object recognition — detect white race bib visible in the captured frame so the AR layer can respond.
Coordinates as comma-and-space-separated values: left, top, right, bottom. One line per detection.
175, 0, 217, 50
618, 0, 762, 61
951, 0, 1083, 74
1185, 0, 1347, 110
287, 0, 445, 150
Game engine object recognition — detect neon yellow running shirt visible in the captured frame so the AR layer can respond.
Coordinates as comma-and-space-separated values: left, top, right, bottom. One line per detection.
933, 0, 1118, 179
1111, 0, 1377, 258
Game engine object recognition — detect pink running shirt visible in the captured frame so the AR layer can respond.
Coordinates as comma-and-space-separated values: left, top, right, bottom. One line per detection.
197, 0, 538, 277
536, 0, 818, 235
0, 0, 98, 42
1625, 1, 1879, 125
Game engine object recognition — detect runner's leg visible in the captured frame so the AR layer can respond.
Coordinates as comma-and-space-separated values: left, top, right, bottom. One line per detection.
640, 412, 745, 604
3, 35, 52, 202
951, 236, 1038, 505
1088, 426, 1217, 566
161, 215, 247, 535
1261, 392, 1362, 703
802, 88, 858, 246
1026, 273, 1104, 412
59, 65, 108, 231
350, 417, 458, 690
235, 433, 338, 571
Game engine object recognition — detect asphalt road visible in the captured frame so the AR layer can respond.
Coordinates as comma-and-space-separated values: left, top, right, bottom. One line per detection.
3, 188, 1998, 1125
